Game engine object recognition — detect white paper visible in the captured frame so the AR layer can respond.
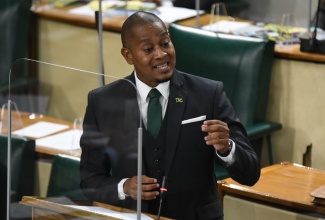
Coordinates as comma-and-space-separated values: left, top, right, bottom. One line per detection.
12, 121, 69, 138
202, 20, 251, 33
36, 129, 82, 150
69, 5, 96, 16
65, 205, 154, 220
155, 6, 204, 24
182, 115, 206, 124
69, 4, 203, 24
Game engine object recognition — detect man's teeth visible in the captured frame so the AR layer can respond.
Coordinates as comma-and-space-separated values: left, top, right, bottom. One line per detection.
155, 63, 168, 69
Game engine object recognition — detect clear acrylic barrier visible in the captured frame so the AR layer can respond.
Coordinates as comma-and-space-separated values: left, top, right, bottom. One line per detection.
209, 3, 229, 31
4, 58, 147, 219
200, 3, 237, 35
0, 101, 24, 135
277, 13, 305, 50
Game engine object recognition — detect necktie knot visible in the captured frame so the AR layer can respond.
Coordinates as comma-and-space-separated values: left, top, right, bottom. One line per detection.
148, 89, 161, 99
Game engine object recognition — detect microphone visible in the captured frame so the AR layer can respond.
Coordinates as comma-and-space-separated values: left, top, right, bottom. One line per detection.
157, 176, 168, 220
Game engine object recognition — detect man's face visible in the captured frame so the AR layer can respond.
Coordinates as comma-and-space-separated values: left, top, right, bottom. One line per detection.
121, 21, 176, 87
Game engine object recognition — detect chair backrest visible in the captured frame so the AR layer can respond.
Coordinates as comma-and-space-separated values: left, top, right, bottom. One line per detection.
169, 24, 275, 128
47, 154, 89, 202
0, 134, 35, 219
0, 0, 31, 83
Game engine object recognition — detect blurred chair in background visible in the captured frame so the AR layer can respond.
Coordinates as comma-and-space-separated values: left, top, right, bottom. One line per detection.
0, 134, 35, 220
169, 24, 282, 180
0, 0, 39, 112
47, 154, 90, 203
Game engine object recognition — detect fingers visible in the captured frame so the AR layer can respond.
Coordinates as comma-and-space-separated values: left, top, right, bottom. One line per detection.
124, 175, 160, 200
204, 135, 229, 149
201, 120, 230, 151
201, 120, 228, 132
201, 120, 229, 135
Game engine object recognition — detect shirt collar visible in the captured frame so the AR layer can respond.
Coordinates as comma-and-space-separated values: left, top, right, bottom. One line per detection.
134, 71, 170, 101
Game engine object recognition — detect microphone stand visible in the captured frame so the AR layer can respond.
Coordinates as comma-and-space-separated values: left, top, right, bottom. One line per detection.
137, 127, 143, 220
95, 0, 105, 86
195, 0, 200, 28
6, 100, 12, 220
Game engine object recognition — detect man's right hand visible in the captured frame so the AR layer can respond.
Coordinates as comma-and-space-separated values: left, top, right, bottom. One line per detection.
124, 175, 160, 200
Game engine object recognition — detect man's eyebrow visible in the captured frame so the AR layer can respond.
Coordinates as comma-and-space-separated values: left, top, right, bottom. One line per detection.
139, 38, 151, 43
161, 31, 170, 37
139, 31, 170, 44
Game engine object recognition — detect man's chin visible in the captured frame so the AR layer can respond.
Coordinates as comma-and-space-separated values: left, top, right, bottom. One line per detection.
156, 73, 173, 84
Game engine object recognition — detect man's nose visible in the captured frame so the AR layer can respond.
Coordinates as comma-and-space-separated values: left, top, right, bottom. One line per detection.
154, 48, 167, 58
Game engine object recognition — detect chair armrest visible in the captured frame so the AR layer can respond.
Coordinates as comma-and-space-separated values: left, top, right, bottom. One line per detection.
246, 122, 282, 140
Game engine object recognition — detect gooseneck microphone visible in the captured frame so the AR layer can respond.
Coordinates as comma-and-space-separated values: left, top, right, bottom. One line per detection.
157, 176, 169, 220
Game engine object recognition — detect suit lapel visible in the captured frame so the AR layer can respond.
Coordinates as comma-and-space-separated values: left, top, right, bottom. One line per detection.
165, 70, 187, 176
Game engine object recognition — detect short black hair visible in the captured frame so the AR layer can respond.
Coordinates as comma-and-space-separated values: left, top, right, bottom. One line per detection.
121, 11, 164, 48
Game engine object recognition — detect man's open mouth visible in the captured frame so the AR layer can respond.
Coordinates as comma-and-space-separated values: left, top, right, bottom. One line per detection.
154, 62, 169, 69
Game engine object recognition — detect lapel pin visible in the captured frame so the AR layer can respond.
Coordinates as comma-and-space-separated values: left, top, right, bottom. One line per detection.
175, 98, 183, 103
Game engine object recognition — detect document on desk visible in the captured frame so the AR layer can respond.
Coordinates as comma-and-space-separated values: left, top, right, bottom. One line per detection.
65, 205, 154, 220
202, 20, 252, 33
12, 121, 69, 138
155, 6, 204, 24
36, 129, 82, 150
69, 3, 203, 24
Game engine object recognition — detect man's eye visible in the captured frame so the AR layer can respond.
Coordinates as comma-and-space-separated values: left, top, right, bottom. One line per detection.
162, 41, 170, 47
144, 48, 153, 52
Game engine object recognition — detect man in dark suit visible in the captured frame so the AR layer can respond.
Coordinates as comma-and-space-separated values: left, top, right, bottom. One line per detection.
80, 11, 260, 220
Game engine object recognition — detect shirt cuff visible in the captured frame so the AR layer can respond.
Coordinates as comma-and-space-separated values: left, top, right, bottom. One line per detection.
117, 178, 129, 200
216, 139, 236, 166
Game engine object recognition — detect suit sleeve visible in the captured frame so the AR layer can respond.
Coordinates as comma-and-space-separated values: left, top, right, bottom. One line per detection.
214, 82, 261, 186
79, 91, 134, 207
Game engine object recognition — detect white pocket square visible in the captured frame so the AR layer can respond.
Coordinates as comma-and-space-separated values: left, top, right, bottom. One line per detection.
181, 115, 206, 125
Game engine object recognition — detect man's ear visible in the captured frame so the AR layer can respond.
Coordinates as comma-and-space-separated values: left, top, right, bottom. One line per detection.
121, 48, 133, 65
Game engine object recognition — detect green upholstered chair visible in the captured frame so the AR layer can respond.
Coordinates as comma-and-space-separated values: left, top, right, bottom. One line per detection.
0, 134, 35, 220
169, 24, 282, 180
0, 0, 38, 96
47, 154, 90, 203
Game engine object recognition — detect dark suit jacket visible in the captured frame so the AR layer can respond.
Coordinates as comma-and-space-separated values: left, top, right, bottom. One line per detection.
80, 69, 260, 220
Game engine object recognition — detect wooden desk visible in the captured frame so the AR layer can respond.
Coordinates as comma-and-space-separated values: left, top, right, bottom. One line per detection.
33, 4, 125, 32
32, 4, 325, 63
275, 44, 325, 63
218, 162, 325, 215
21, 196, 172, 219
6, 111, 81, 158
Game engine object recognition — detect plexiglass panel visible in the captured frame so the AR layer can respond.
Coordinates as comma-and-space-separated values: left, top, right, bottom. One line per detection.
3, 58, 146, 219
